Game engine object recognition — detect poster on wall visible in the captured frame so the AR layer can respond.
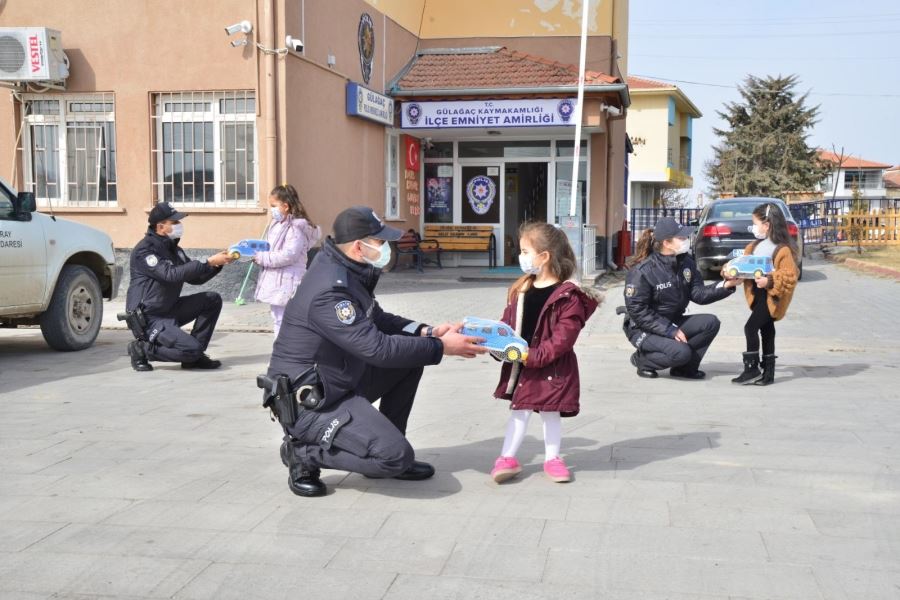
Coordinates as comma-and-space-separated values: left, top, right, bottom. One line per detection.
555, 179, 584, 221
426, 177, 451, 214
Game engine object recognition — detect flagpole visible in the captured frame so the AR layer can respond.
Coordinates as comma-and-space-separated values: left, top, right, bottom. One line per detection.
570, 0, 590, 217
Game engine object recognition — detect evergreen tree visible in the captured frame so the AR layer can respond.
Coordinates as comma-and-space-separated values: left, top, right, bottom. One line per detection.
705, 74, 827, 197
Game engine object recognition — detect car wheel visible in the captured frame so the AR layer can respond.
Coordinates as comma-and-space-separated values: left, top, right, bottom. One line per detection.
504, 345, 522, 362
39, 265, 103, 351
754, 269, 763, 279
230, 250, 241, 260
728, 267, 739, 278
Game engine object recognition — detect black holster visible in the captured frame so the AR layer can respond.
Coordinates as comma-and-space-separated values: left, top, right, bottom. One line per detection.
257, 365, 325, 429
117, 306, 149, 341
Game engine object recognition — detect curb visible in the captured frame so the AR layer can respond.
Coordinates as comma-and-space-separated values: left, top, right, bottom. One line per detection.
829, 255, 900, 281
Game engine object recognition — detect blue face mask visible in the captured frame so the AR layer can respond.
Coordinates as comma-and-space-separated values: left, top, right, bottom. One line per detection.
270, 207, 285, 222
361, 240, 391, 269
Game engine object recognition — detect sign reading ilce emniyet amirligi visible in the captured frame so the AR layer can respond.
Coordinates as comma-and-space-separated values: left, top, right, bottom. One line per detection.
401, 98, 577, 129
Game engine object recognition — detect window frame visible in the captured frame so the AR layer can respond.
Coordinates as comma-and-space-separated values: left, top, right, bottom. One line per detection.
21, 93, 118, 207
151, 91, 258, 207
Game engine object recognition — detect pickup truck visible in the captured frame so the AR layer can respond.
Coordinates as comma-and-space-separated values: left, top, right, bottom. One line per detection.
0, 177, 121, 351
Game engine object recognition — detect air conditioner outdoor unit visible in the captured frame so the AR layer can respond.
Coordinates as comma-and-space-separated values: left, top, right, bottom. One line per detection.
0, 27, 68, 83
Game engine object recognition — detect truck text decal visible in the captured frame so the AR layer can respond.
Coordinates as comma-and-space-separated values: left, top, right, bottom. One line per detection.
0, 230, 23, 248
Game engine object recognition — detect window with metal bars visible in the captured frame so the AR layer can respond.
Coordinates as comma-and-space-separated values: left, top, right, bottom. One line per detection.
20, 93, 118, 206
150, 91, 257, 207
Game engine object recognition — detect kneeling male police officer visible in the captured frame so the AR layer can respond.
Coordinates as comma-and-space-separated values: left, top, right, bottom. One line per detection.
623, 217, 739, 379
267, 206, 486, 497
126, 202, 234, 371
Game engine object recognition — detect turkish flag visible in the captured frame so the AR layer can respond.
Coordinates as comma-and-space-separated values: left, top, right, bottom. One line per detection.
404, 135, 420, 171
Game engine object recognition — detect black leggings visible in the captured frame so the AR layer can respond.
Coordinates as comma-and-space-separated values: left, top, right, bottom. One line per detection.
745, 288, 775, 355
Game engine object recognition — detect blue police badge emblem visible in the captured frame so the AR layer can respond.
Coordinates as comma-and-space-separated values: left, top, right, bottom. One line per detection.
358, 13, 375, 84
335, 300, 356, 325
683, 268, 692, 283
625, 284, 636, 297
406, 102, 421, 126
557, 99, 575, 123
466, 175, 496, 215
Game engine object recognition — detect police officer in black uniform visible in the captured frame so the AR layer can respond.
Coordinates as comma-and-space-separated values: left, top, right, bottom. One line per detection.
623, 217, 740, 379
268, 206, 486, 497
126, 202, 234, 372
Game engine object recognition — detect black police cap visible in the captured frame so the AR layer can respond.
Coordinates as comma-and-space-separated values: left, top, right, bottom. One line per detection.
333, 206, 402, 244
653, 217, 694, 241
148, 202, 188, 226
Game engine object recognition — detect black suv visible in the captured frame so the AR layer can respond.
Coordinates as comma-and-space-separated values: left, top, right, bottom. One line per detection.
690, 197, 803, 281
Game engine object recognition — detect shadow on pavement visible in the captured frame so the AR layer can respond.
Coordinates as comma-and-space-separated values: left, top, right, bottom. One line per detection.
798, 267, 827, 282
415, 431, 720, 478
700, 360, 869, 382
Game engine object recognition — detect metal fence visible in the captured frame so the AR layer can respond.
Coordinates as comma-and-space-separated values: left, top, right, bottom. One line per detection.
582, 224, 597, 273
789, 199, 900, 245
630, 207, 703, 252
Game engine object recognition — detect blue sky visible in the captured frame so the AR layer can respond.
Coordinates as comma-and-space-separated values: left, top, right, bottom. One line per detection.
627, 0, 900, 201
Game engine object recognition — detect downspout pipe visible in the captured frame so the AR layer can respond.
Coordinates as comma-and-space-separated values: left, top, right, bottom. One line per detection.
606, 110, 627, 271
263, 0, 277, 192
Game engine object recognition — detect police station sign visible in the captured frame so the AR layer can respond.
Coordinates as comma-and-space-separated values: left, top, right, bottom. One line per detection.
346, 83, 395, 127
401, 98, 577, 129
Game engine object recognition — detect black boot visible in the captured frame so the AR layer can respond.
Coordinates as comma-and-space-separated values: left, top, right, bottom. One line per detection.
731, 352, 760, 384
128, 341, 153, 372
753, 354, 777, 386
280, 440, 327, 497
631, 352, 658, 379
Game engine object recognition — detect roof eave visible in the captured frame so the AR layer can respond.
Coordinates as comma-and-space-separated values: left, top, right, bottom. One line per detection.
391, 83, 630, 107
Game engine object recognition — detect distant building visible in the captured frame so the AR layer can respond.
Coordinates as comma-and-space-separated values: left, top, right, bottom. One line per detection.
625, 76, 701, 215
817, 150, 891, 201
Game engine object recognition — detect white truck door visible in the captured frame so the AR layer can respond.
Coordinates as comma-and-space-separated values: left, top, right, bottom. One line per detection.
0, 187, 47, 309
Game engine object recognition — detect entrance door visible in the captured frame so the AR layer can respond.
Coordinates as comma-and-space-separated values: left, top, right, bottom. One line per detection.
503, 162, 548, 265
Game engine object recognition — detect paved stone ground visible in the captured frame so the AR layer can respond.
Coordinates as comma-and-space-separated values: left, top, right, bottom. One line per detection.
1, 259, 899, 599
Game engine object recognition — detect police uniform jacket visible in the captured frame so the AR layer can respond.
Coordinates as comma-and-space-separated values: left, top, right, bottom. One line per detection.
268, 237, 443, 412
624, 252, 734, 340
126, 230, 222, 315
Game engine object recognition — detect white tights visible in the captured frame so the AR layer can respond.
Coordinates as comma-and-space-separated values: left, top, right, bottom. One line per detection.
500, 409, 562, 460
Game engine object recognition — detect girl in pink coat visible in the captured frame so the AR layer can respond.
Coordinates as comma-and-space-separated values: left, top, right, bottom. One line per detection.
253, 185, 321, 336
491, 222, 602, 484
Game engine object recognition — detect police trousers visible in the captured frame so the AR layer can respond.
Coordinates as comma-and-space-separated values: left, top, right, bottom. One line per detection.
635, 313, 721, 373
146, 292, 223, 363
285, 365, 424, 478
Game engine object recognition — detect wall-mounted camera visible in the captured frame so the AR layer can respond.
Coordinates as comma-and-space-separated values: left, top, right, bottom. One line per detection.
225, 21, 253, 36
285, 35, 304, 53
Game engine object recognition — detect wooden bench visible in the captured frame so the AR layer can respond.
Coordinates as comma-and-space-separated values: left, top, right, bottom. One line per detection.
392, 229, 425, 273
422, 224, 497, 268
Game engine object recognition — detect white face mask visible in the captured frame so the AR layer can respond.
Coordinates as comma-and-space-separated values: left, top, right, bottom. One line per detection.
751, 224, 768, 240
518, 253, 542, 275
361, 240, 391, 269
674, 238, 690, 255
167, 223, 184, 239
270, 207, 285, 222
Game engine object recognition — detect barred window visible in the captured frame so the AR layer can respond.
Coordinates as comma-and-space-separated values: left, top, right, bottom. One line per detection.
20, 93, 118, 205
151, 91, 257, 207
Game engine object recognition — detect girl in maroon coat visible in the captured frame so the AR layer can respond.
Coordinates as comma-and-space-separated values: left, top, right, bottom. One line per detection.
491, 223, 603, 483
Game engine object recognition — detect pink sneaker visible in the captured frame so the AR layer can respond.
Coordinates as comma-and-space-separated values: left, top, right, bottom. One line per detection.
491, 456, 522, 483
543, 457, 571, 482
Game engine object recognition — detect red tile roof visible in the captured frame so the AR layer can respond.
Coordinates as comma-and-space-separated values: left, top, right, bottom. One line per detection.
627, 76, 675, 90
391, 47, 619, 93
884, 169, 900, 188
817, 150, 891, 169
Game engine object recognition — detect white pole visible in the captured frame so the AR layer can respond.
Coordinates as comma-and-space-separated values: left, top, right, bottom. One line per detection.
569, 0, 590, 217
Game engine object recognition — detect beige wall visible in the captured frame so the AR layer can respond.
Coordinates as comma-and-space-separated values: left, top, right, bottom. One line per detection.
627, 93, 669, 180
0, 0, 262, 248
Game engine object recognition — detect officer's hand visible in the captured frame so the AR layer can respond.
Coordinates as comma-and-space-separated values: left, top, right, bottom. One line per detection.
723, 277, 740, 289
674, 329, 688, 343
207, 251, 235, 267
439, 326, 487, 358
430, 322, 458, 338
755, 276, 769, 289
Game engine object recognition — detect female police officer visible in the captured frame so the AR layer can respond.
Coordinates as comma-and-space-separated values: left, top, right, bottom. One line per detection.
623, 217, 740, 379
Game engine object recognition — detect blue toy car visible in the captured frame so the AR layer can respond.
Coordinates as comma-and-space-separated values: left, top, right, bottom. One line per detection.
460, 317, 528, 363
228, 239, 270, 261
723, 254, 774, 279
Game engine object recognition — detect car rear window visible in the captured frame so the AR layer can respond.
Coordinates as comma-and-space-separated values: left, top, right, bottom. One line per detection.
710, 201, 789, 220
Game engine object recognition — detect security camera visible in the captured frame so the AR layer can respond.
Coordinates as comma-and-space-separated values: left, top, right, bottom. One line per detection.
225, 20, 252, 36
423, 137, 434, 150
285, 35, 304, 53
604, 104, 622, 117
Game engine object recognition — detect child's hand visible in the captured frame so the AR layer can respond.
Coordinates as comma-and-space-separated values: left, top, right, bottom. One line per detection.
430, 322, 458, 337
755, 276, 769, 289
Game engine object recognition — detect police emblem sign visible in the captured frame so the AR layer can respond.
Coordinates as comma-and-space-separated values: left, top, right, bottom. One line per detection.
357, 13, 375, 85
466, 175, 496, 216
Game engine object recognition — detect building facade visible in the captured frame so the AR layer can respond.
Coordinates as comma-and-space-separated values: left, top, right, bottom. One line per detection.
0, 0, 629, 268
817, 150, 891, 202
625, 76, 700, 214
